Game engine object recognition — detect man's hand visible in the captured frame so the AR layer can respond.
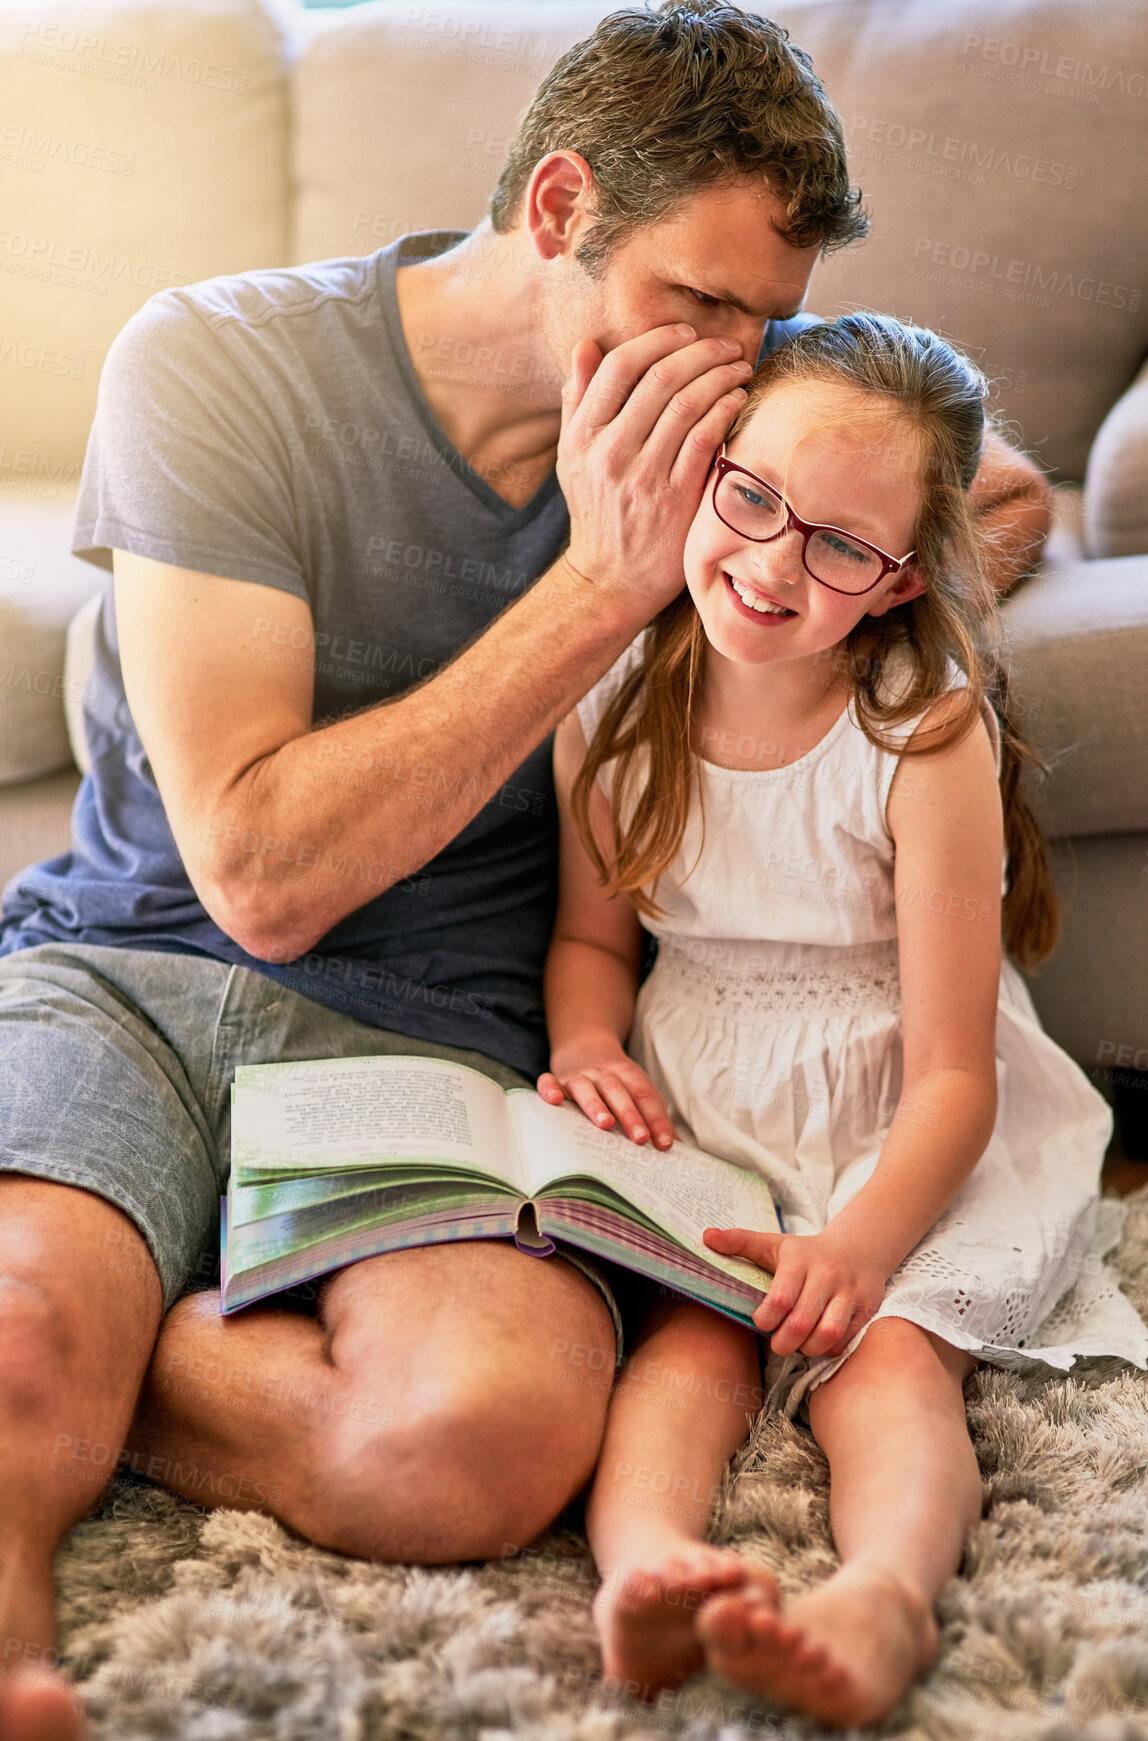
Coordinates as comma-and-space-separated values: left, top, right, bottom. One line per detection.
538, 1043, 676, 1150
703, 1225, 889, 1359
557, 324, 752, 614
970, 427, 1053, 596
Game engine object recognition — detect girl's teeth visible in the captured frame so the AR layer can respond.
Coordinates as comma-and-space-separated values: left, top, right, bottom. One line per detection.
729, 577, 792, 615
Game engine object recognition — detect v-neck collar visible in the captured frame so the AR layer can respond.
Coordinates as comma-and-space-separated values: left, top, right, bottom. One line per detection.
376, 230, 562, 530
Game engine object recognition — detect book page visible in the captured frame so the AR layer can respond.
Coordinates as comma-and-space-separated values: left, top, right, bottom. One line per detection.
508, 1090, 779, 1266
231, 1055, 525, 1188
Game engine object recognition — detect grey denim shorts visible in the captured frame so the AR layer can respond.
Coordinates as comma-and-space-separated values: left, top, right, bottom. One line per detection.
0, 942, 626, 1364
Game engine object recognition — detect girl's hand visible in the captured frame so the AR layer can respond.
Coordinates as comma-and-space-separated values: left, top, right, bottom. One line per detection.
703, 1226, 889, 1359
537, 1048, 676, 1150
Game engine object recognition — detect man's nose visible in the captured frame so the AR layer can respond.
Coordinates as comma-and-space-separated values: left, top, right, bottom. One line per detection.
698, 313, 765, 367
727, 315, 768, 367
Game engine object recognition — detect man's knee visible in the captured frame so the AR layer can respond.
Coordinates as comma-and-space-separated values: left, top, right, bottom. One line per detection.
311, 1346, 613, 1562
0, 1183, 163, 1404
0, 1274, 78, 1417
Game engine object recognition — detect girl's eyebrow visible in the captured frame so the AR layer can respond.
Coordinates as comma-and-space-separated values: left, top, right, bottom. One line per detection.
736, 455, 895, 544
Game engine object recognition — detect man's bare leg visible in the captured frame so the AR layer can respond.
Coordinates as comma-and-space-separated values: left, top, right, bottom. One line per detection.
698, 1318, 981, 1729
130, 1241, 618, 1561
585, 1297, 773, 1698
0, 1177, 164, 1741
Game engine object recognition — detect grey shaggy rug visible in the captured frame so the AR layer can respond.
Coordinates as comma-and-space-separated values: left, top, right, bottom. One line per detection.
57, 1186, 1148, 1741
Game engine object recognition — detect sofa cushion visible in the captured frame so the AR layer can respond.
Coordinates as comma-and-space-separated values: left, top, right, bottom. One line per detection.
1022, 832, 1148, 1070
0, 768, 82, 897
1042, 482, 1085, 567
1002, 553, 1148, 839
293, 0, 1148, 484
797, 0, 1148, 485
0, 488, 104, 784
0, 0, 291, 477
291, 1, 604, 268
1084, 361, 1148, 559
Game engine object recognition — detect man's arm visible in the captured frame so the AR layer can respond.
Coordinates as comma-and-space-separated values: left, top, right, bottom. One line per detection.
114, 325, 752, 964
970, 427, 1052, 596
114, 550, 643, 964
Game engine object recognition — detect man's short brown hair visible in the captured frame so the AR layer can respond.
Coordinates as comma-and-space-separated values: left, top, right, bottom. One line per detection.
489, 0, 867, 274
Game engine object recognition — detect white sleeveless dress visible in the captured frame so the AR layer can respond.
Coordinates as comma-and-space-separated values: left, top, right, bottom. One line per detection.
577, 633, 1148, 1414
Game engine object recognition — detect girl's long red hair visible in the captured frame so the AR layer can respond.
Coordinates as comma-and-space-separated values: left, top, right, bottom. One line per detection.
572, 313, 1058, 969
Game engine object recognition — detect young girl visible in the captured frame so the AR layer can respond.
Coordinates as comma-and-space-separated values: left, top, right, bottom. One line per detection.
537, 314, 1148, 1730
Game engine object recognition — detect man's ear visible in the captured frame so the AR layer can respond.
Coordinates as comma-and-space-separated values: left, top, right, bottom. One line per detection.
866, 562, 927, 617
525, 151, 596, 260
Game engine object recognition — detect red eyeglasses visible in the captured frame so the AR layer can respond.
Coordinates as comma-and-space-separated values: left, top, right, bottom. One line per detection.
711, 447, 916, 596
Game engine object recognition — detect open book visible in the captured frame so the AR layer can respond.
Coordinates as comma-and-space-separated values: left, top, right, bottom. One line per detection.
221, 1054, 778, 1322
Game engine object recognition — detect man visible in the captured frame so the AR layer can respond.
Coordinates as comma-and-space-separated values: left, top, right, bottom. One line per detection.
0, 2, 1049, 1732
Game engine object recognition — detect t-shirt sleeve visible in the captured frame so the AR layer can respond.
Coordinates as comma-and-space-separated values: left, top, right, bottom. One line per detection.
756, 311, 823, 367
71, 289, 307, 601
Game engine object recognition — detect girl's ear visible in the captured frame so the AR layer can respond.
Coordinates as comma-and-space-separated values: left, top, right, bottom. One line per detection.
866, 562, 926, 617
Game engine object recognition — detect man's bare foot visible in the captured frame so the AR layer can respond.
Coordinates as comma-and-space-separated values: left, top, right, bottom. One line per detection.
0, 1553, 85, 1739
697, 1561, 938, 1730
0, 1672, 85, 1740
593, 1539, 779, 1700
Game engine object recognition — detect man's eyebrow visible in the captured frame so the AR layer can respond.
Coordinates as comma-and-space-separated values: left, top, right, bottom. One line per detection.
708, 286, 807, 321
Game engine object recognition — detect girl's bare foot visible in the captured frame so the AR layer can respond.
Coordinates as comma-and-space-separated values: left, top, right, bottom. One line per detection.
593, 1539, 779, 1700
697, 1561, 938, 1730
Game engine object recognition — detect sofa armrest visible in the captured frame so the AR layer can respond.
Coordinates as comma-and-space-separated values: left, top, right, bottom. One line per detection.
0, 770, 83, 896
0, 491, 103, 786
1002, 554, 1148, 840
63, 592, 103, 779
1084, 362, 1148, 560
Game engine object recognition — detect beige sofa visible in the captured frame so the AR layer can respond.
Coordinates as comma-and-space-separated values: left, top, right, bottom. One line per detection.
1, 0, 1146, 1116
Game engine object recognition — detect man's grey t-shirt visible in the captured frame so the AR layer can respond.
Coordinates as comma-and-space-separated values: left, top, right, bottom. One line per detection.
0, 224, 816, 1078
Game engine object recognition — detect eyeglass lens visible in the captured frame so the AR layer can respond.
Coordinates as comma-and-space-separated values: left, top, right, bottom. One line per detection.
715, 471, 884, 594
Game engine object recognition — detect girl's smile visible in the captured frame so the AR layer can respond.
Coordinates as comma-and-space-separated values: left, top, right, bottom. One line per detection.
723, 571, 799, 622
